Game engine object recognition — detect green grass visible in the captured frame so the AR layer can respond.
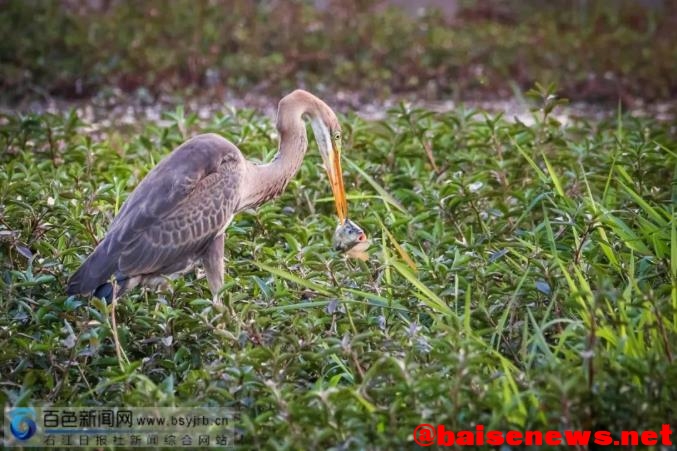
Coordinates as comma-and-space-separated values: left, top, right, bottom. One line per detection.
1, 90, 676, 448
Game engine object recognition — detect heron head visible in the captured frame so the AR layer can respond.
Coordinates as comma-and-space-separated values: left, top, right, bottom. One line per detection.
310, 106, 347, 224
279, 89, 348, 223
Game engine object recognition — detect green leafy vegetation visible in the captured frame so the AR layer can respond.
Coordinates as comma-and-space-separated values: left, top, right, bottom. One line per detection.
1, 0, 675, 104
1, 84, 675, 448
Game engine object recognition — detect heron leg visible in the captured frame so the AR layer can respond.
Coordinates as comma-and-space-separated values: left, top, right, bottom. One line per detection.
109, 280, 129, 369
204, 234, 225, 306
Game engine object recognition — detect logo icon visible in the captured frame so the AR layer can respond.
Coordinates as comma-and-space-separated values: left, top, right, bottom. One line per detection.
8, 407, 37, 441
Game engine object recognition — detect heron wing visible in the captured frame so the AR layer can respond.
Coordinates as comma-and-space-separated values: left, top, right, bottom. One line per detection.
111, 135, 243, 276
67, 134, 243, 294
110, 134, 237, 230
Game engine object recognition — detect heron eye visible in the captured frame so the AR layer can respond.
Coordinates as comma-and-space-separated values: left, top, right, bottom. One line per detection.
334, 133, 341, 141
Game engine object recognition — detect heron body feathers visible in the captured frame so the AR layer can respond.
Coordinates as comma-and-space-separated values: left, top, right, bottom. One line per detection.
67, 133, 243, 297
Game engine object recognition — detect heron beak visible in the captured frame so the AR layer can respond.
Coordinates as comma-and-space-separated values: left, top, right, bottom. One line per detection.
327, 140, 348, 223
311, 117, 348, 223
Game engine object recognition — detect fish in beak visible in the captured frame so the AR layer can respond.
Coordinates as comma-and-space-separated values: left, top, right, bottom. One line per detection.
333, 218, 370, 261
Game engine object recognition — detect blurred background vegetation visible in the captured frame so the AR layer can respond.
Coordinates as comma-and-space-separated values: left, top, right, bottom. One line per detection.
1, 0, 676, 106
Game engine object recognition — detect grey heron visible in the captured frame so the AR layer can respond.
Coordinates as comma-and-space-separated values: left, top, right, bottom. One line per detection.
67, 89, 349, 306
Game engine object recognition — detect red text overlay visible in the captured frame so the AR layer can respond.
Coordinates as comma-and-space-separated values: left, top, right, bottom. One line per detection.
413, 424, 673, 447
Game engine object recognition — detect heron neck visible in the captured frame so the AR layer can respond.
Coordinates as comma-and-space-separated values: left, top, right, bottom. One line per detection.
238, 120, 308, 211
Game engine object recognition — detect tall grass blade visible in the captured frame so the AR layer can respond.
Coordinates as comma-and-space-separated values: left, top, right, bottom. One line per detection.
391, 261, 453, 316
345, 157, 407, 214
253, 262, 332, 296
